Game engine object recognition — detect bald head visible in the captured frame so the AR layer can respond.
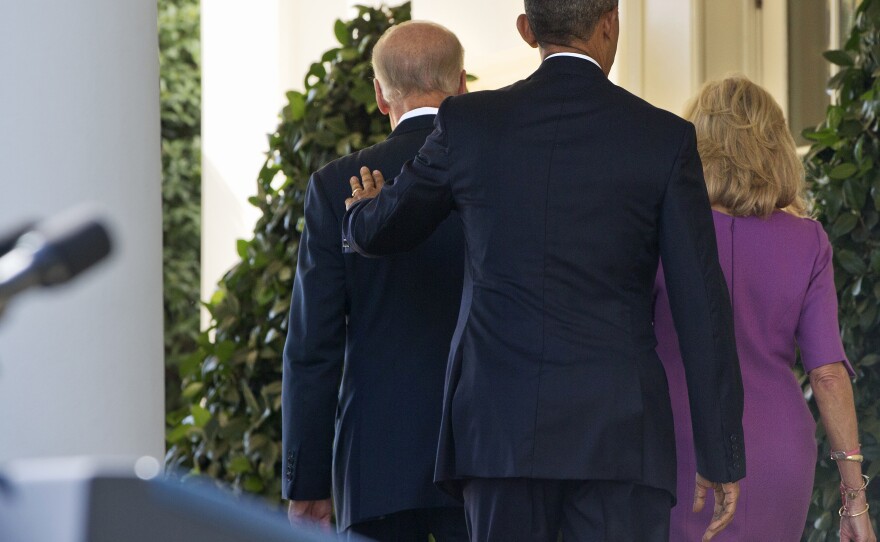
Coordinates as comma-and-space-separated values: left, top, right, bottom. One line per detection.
372, 21, 464, 104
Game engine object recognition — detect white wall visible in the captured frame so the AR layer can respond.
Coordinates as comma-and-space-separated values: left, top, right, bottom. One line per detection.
0, 0, 164, 461
414, 2, 540, 91
201, 1, 394, 309
641, 0, 701, 115
202, 1, 289, 315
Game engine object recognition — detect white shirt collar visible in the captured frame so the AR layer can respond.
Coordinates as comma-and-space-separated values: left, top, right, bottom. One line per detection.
398, 107, 439, 125
544, 52, 602, 71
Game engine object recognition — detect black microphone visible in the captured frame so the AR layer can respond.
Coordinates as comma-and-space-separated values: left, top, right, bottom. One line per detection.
0, 210, 113, 313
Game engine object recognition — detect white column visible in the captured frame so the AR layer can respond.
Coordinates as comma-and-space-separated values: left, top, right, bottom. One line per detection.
641, 0, 701, 115
0, 0, 164, 460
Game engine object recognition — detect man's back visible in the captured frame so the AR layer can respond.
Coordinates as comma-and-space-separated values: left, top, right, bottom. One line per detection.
345, 56, 743, 499
282, 114, 465, 529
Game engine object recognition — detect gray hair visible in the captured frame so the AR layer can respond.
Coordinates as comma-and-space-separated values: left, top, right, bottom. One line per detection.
524, 0, 618, 47
371, 21, 464, 103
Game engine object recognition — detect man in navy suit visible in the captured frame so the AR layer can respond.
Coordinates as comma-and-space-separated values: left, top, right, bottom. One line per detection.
281, 21, 469, 542
342, 2, 745, 541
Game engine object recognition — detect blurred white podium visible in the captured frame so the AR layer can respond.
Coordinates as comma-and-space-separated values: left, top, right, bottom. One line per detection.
0, 456, 347, 542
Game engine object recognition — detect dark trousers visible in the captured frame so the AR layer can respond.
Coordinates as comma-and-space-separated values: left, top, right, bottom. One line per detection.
462, 478, 672, 542
344, 507, 469, 542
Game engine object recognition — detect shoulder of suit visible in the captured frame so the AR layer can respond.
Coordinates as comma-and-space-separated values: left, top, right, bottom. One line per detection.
311, 137, 395, 190
438, 80, 530, 116
441, 79, 689, 133
606, 84, 690, 130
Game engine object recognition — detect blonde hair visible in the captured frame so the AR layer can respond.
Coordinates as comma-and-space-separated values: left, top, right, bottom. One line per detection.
372, 21, 464, 103
684, 76, 808, 218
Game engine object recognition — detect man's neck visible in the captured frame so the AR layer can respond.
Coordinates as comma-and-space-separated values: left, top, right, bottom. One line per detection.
540, 42, 607, 75
541, 43, 592, 59
389, 93, 446, 129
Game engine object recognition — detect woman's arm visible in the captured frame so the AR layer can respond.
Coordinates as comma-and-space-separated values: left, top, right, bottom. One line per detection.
809, 361, 876, 542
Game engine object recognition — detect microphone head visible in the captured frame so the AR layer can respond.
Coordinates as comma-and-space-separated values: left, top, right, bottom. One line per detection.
20, 211, 113, 286
0, 221, 37, 257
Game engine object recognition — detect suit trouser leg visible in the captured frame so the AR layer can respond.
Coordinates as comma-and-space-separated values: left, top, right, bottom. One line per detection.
462, 478, 671, 542
425, 507, 469, 542
343, 507, 468, 542
343, 510, 426, 542
560, 480, 671, 542
462, 478, 564, 542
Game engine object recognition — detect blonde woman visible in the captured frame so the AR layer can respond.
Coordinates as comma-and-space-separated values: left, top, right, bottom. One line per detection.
653, 76, 876, 541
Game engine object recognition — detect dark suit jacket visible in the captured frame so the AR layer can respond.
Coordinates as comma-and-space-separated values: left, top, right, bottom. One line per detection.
343, 57, 746, 502
281, 114, 465, 529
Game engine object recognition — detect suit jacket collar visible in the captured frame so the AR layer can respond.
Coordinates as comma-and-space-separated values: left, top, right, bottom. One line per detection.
387, 114, 436, 140
529, 55, 606, 81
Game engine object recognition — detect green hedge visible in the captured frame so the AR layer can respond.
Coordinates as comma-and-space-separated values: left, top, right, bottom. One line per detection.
803, 0, 880, 538
159, 0, 202, 428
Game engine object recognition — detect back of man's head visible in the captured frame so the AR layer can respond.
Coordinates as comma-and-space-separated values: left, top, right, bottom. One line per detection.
372, 21, 464, 104
524, 0, 618, 47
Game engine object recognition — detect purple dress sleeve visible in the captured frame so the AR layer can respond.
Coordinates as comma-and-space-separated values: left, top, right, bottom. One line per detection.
795, 221, 853, 375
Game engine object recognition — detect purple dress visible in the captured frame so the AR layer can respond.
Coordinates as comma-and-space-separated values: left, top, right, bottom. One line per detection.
654, 210, 851, 541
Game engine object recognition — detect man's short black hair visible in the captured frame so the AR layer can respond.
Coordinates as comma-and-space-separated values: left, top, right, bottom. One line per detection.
524, 0, 618, 47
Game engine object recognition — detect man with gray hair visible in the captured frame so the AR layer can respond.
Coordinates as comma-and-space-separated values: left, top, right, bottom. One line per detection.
343, 1, 745, 541
281, 21, 469, 542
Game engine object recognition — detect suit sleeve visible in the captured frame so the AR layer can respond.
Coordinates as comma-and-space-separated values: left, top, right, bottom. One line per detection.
343, 106, 455, 256
658, 123, 746, 483
281, 171, 346, 500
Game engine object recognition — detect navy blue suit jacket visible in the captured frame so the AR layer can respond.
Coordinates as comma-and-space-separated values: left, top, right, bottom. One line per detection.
281, 115, 464, 529
343, 57, 746, 502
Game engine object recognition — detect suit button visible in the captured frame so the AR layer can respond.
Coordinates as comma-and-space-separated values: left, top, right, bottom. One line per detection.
729, 435, 739, 442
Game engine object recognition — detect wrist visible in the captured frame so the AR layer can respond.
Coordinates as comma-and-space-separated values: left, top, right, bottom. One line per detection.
839, 474, 871, 518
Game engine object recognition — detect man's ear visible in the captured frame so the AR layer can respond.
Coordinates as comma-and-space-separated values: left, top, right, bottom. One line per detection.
458, 70, 468, 95
374, 79, 391, 115
516, 14, 539, 49
603, 7, 619, 41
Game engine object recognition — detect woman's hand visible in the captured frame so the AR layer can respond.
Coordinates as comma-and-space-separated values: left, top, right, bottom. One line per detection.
840, 500, 876, 542
840, 513, 876, 542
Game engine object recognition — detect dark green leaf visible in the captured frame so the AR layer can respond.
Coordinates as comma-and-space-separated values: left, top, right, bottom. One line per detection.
166, 424, 195, 444
236, 239, 249, 259
181, 382, 203, 399
827, 106, 844, 129
228, 456, 252, 474
826, 69, 850, 92
831, 213, 859, 236
321, 48, 340, 63
871, 250, 880, 272
338, 48, 358, 61
837, 249, 867, 274
191, 404, 211, 427
843, 178, 868, 208
829, 163, 859, 180
823, 49, 855, 66
286, 91, 306, 121
334, 19, 349, 45
242, 476, 264, 493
